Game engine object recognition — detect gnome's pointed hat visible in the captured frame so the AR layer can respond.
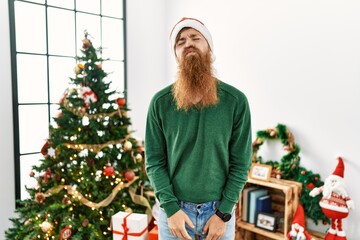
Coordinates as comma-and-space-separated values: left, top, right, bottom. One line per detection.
292, 204, 306, 228
331, 157, 345, 181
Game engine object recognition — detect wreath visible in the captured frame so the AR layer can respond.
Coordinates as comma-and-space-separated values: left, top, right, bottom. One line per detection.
252, 124, 301, 179
252, 123, 329, 225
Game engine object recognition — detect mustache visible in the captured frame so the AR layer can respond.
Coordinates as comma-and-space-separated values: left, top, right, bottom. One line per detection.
183, 47, 201, 56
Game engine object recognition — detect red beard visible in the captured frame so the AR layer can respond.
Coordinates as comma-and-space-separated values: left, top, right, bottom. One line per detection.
172, 47, 218, 111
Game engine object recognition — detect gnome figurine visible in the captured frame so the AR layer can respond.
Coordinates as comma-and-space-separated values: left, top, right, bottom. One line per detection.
286, 204, 314, 240
309, 157, 354, 240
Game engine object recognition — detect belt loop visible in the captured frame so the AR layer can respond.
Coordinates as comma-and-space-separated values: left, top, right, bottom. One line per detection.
178, 201, 183, 208
213, 201, 217, 210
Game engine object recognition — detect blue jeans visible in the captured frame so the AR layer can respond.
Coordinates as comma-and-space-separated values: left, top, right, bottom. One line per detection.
158, 201, 235, 240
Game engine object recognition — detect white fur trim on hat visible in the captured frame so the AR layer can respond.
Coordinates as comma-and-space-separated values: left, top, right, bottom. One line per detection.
169, 17, 213, 58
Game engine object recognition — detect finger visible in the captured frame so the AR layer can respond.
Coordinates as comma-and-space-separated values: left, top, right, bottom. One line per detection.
180, 229, 192, 240
184, 214, 195, 229
202, 221, 209, 234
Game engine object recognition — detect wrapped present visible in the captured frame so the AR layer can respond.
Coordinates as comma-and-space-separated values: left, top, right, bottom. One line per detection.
148, 225, 158, 240
112, 211, 148, 240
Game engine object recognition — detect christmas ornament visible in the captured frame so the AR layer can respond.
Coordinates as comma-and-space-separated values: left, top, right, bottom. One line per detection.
74, 63, 84, 75
82, 37, 92, 50
62, 196, 71, 204
124, 169, 135, 181
286, 204, 314, 240
41, 141, 50, 156
60, 225, 72, 240
24, 219, 32, 226
40, 221, 53, 233
82, 219, 89, 227
117, 97, 126, 107
42, 169, 52, 183
103, 165, 115, 177
309, 157, 354, 240
29, 171, 35, 177
35, 192, 46, 204
82, 86, 98, 106
123, 140, 133, 151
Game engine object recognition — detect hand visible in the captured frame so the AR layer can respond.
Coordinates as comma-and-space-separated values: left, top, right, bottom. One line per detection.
167, 210, 194, 240
203, 214, 226, 240
309, 187, 320, 197
346, 199, 355, 210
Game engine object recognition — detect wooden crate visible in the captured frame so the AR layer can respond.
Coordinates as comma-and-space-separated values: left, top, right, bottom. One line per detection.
235, 178, 325, 240
236, 178, 299, 239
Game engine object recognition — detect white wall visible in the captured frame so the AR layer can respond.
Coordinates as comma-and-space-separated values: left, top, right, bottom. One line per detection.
127, 0, 360, 238
0, 0, 16, 239
126, 0, 168, 140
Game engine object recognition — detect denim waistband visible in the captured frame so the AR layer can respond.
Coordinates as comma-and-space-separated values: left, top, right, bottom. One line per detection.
178, 200, 220, 211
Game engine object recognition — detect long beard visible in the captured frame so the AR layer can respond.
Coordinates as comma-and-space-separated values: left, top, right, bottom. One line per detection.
172, 48, 218, 111
323, 177, 347, 198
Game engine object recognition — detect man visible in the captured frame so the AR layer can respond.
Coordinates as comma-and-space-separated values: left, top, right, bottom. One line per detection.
145, 17, 252, 240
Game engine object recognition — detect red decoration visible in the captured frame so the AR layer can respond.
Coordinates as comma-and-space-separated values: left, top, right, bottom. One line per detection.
60, 225, 72, 240
124, 170, 135, 181
301, 170, 306, 175
103, 165, 115, 177
82, 87, 98, 106
41, 141, 50, 156
42, 169, 52, 183
286, 204, 313, 240
309, 157, 354, 239
306, 182, 315, 189
117, 97, 126, 107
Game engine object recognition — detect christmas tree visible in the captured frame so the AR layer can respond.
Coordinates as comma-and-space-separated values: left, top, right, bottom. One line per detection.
6, 32, 154, 240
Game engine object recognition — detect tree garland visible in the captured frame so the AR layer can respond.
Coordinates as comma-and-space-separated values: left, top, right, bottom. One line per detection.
252, 123, 329, 225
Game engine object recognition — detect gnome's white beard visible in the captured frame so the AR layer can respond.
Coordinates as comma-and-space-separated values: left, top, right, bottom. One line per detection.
323, 177, 347, 198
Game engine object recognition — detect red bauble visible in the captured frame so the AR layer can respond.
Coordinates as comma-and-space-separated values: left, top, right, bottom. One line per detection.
117, 97, 126, 107
301, 170, 306, 175
124, 170, 135, 181
306, 182, 315, 189
103, 165, 115, 177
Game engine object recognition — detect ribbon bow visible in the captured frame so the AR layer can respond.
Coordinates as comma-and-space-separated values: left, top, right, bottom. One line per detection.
113, 213, 147, 240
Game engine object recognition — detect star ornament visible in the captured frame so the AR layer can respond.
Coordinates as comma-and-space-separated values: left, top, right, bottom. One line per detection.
47, 147, 56, 157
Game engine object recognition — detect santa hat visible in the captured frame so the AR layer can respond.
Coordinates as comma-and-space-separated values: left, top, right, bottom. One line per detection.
169, 17, 214, 59
292, 204, 306, 228
329, 157, 345, 181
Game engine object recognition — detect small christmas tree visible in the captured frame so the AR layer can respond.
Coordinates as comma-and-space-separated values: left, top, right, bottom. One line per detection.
6, 32, 154, 240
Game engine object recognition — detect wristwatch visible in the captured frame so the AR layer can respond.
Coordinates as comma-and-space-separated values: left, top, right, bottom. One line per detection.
215, 209, 232, 222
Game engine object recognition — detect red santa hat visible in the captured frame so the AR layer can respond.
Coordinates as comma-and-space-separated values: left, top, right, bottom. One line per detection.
292, 204, 306, 228
169, 17, 214, 59
330, 157, 345, 181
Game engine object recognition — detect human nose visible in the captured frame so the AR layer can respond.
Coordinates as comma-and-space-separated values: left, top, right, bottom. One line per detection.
184, 38, 194, 48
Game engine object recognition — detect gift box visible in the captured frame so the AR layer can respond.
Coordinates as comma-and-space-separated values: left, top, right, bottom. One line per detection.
148, 225, 158, 240
112, 211, 148, 240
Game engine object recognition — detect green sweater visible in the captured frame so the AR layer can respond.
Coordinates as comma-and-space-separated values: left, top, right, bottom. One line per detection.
145, 80, 252, 217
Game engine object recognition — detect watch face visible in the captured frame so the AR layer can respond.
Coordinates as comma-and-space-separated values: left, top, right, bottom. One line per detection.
216, 209, 232, 222
223, 213, 231, 222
